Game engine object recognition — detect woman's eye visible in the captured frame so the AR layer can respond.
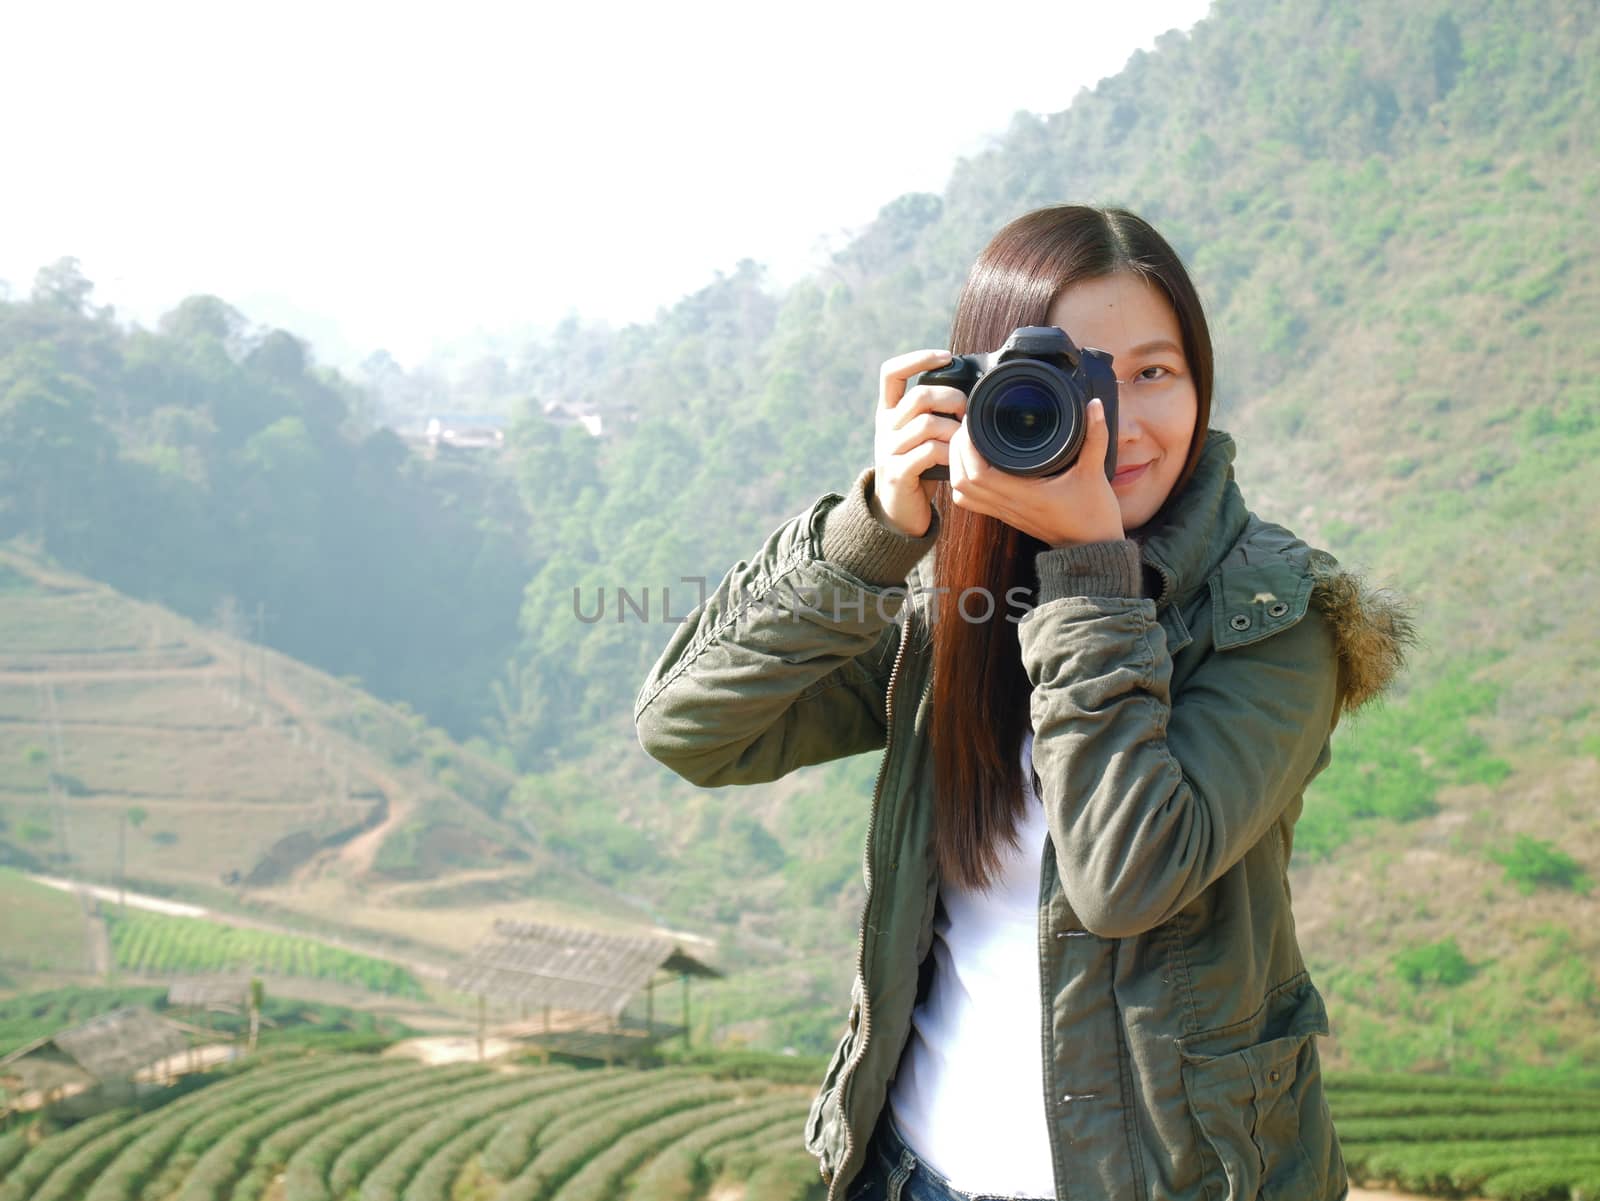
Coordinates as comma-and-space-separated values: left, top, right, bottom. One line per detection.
1137, 366, 1170, 383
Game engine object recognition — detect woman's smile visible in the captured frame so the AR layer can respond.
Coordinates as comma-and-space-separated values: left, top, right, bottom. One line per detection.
1111, 459, 1153, 489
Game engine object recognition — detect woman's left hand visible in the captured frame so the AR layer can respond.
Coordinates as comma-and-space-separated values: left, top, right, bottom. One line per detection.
949, 397, 1126, 547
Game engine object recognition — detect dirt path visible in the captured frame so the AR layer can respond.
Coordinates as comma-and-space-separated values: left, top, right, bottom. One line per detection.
384, 1034, 519, 1064
368, 865, 534, 903
1351, 1189, 1487, 1201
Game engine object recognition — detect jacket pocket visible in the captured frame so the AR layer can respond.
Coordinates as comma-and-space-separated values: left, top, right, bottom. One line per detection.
1176, 979, 1334, 1201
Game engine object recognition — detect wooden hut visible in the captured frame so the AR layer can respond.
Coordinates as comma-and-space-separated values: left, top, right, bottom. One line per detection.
446, 919, 722, 1063
0, 1006, 190, 1117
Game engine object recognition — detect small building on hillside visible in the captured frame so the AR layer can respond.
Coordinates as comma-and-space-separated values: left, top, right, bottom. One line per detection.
392, 411, 509, 459
425, 416, 506, 451
446, 919, 721, 1064
540, 400, 605, 437
0, 1006, 192, 1118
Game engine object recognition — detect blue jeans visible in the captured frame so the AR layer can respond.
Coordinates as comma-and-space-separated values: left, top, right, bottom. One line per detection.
843, 1111, 1057, 1201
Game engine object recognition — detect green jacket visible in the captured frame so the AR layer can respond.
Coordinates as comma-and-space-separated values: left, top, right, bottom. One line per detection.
635, 430, 1412, 1201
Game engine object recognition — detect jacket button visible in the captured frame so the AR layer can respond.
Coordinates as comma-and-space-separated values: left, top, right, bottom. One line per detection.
1229, 613, 1250, 631
1268, 1068, 1282, 1084
1267, 601, 1289, 617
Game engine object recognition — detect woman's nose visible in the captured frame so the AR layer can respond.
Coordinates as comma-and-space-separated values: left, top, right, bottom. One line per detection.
1116, 400, 1142, 442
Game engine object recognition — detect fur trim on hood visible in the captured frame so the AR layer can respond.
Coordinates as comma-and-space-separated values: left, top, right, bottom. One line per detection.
1307, 551, 1419, 714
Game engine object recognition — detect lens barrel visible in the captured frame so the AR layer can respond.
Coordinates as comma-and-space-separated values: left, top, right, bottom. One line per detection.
968, 360, 1087, 477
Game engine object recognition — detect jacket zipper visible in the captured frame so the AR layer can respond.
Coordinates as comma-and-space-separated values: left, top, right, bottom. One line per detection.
825, 607, 912, 1201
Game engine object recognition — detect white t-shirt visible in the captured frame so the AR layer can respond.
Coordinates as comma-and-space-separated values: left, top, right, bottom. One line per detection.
887, 727, 1056, 1196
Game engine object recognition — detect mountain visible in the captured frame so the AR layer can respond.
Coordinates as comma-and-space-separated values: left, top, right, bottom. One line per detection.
497, 0, 1600, 1073
0, 0, 1594, 1076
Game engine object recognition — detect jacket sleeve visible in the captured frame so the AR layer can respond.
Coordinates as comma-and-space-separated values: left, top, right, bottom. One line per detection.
634, 466, 938, 788
1019, 539, 1340, 939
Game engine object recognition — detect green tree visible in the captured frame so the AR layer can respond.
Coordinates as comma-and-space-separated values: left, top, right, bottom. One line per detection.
31, 257, 96, 315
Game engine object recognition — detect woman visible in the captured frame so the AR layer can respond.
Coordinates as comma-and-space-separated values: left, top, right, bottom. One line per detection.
634, 206, 1413, 1201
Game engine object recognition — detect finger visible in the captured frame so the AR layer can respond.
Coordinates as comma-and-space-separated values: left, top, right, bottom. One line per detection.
949, 422, 982, 489
888, 411, 962, 457
890, 385, 968, 432
959, 421, 992, 484
879, 349, 954, 410
886, 438, 950, 494
1085, 398, 1110, 473
890, 437, 949, 480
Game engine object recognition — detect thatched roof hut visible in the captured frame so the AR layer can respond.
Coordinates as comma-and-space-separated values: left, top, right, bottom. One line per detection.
0, 1006, 191, 1113
446, 920, 721, 1060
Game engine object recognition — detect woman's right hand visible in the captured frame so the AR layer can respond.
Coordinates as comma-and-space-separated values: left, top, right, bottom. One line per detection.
873, 348, 967, 538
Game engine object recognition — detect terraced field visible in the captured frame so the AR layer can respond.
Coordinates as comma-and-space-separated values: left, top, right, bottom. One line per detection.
1331, 1075, 1600, 1199
0, 1053, 819, 1201
9, 1050, 1600, 1200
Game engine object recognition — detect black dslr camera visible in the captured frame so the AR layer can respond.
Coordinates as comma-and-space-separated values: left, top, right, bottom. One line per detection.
914, 326, 1119, 482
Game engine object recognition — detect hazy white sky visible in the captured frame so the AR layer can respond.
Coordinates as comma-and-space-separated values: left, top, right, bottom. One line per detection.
4, 0, 1210, 370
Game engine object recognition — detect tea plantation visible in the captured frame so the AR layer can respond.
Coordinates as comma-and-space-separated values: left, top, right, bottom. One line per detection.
0, 1054, 819, 1201
1331, 1075, 1600, 1199
6, 1052, 1600, 1199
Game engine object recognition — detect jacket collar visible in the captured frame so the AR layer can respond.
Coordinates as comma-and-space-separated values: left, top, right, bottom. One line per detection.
1133, 428, 1251, 609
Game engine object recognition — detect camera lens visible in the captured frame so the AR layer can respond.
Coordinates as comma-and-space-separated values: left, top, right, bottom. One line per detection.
968, 357, 1087, 477
990, 381, 1061, 453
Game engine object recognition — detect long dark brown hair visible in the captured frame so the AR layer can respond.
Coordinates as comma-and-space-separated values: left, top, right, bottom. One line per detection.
930, 205, 1214, 891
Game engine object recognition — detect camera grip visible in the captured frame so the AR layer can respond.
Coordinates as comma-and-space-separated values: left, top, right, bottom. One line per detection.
911, 357, 981, 393
908, 359, 974, 484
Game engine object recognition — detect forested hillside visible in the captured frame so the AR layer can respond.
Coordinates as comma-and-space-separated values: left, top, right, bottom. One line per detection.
0, 285, 529, 744
3, 0, 1594, 1076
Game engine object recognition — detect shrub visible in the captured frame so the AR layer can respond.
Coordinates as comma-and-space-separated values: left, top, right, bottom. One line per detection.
1489, 834, 1593, 896
1393, 937, 1475, 987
